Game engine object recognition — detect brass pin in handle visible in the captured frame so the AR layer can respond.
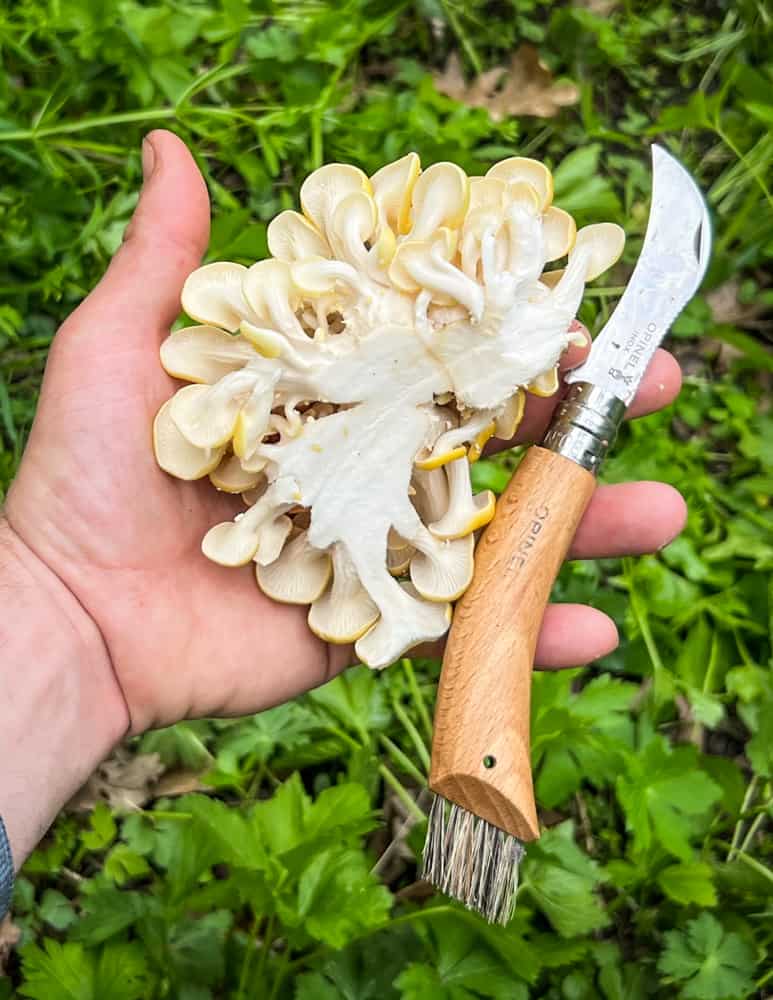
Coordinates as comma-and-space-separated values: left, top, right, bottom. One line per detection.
428, 383, 626, 841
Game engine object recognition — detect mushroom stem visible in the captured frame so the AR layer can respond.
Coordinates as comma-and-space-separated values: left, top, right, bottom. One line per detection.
429, 457, 495, 540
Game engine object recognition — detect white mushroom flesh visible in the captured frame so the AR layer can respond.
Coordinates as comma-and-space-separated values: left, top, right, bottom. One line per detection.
154, 152, 624, 668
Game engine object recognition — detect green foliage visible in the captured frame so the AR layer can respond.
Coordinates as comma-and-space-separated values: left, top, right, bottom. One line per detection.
1, 0, 771, 997
658, 913, 757, 999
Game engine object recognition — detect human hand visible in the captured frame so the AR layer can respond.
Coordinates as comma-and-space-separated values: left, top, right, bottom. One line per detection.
5, 130, 686, 738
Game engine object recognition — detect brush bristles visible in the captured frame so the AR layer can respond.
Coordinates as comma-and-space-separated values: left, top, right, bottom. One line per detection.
421, 794, 525, 925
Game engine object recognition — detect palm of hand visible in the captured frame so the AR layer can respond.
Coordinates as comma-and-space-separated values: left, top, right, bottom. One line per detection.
5, 132, 686, 735
13, 279, 336, 733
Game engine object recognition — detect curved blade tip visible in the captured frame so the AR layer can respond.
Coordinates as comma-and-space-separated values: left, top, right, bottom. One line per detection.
650, 143, 713, 283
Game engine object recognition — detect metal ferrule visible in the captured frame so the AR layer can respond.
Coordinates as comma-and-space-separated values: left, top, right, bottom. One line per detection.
542, 382, 627, 474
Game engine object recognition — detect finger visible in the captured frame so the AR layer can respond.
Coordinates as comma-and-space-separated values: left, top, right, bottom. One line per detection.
534, 603, 619, 668
569, 481, 686, 559
624, 348, 682, 418
560, 320, 591, 371
62, 130, 210, 337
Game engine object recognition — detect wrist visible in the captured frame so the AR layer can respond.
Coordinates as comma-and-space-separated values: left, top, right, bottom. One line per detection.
0, 517, 129, 868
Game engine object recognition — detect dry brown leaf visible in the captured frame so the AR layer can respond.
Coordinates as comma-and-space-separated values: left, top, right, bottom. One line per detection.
573, 0, 619, 15
68, 747, 165, 813
707, 278, 771, 330
0, 915, 21, 974
155, 770, 208, 798
434, 46, 579, 121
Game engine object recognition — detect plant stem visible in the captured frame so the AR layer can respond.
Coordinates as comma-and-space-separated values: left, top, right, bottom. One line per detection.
714, 124, 773, 207
738, 783, 770, 856
378, 763, 426, 822
625, 558, 669, 705
236, 912, 263, 1000
255, 912, 276, 994
439, 0, 482, 74
379, 733, 427, 786
402, 658, 434, 743
391, 699, 431, 773
731, 847, 773, 884
268, 943, 291, 1000
727, 775, 758, 861
0, 107, 179, 142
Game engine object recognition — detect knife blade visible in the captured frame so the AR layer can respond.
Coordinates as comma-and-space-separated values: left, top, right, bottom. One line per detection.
565, 144, 712, 406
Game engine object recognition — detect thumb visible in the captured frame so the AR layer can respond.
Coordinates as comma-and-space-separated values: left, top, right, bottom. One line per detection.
66, 130, 211, 336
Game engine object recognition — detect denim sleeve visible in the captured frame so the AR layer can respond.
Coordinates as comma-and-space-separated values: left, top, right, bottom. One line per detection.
0, 815, 13, 920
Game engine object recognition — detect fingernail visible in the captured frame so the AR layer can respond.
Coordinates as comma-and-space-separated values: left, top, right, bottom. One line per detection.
141, 137, 156, 182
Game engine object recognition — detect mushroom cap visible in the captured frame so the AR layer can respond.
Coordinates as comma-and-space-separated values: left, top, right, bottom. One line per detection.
160, 326, 257, 384
169, 380, 245, 450
308, 588, 379, 643
467, 420, 497, 462
542, 206, 577, 262
202, 479, 298, 567
504, 180, 542, 216
328, 190, 379, 267
415, 444, 467, 471
202, 511, 263, 566
268, 210, 331, 262
486, 156, 554, 211
232, 374, 279, 461
368, 224, 398, 272
181, 262, 255, 332
408, 162, 469, 240
354, 582, 451, 669
238, 322, 285, 359
209, 453, 263, 493
527, 366, 560, 397
300, 163, 371, 233
153, 397, 225, 480
410, 532, 475, 602
255, 514, 293, 566
573, 222, 626, 280
308, 547, 380, 643
494, 388, 526, 439
468, 176, 507, 213
256, 532, 332, 604
242, 258, 301, 333
430, 486, 495, 540
370, 152, 421, 234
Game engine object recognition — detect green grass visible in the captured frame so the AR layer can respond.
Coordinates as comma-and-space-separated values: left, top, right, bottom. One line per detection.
1, 1, 772, 998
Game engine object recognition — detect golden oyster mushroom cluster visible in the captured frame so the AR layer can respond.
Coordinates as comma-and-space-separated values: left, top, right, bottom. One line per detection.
153, 153, 624, 668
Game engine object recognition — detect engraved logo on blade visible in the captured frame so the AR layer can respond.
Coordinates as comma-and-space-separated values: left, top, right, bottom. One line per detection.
508, 505, 549, 571
609, 320, 658, 385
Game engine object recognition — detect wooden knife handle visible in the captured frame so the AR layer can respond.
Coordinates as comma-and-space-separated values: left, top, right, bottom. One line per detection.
428, 445, 597, 840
